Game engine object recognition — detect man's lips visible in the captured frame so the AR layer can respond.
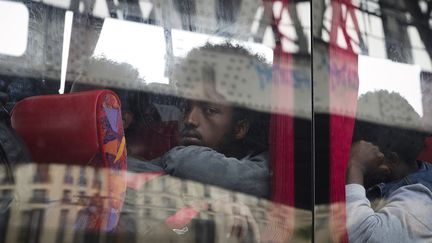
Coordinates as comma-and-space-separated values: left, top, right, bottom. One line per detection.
181, 136, 201, 143
180, 130, 202, 144
180, 137, 202, 146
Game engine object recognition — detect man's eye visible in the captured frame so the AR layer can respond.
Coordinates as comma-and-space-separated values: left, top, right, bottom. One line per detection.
204, 107, 219, 115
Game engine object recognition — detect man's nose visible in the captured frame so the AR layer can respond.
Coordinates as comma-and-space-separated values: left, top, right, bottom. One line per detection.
184, 106, 200, 127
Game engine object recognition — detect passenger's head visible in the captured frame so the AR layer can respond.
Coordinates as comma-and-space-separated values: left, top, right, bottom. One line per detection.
115, 89, 156, 131
181, 100, 268, 155
176, 43, 269, 157
352, 90, 428, 185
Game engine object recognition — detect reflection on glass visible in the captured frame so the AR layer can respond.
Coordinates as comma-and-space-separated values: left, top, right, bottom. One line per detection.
0, 0, 313, 242
63, 165, 73, 184
0, 1, 28, 56
358, 55, 423, 117
314, 0, 432, 241
123, 43, 271, 201
346, 90, 432, 242
0, 163, 310, 243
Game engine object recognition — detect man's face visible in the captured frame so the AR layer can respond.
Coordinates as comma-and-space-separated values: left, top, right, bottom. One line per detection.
180, 100, 235, 151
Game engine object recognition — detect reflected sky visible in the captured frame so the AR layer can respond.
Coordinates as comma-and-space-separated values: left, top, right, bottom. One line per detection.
0, 1, 28, 56
358, 55, 423, 117
92, 18, 273, 84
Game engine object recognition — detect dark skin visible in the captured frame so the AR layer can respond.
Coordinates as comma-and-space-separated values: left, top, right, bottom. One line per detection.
180, 99, 249, 159
346, 140, 419, 187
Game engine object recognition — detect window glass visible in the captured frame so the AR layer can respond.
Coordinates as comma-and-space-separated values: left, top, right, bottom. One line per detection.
0, 0, 311, 242
314, 0, 432, 242
0, 1, 28, 57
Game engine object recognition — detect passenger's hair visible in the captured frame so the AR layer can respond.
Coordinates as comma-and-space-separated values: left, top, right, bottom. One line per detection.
352, 90, 428, 165
112, 88, 162, 135
233, 106, 269, 152
116, 89, 151, 121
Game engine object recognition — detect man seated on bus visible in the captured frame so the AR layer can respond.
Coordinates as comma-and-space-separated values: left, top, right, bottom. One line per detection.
346, 90, 432, 242
129, 43, 271, 198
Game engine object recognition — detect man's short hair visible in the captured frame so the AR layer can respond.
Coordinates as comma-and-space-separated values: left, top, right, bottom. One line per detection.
352, 90, 428, 165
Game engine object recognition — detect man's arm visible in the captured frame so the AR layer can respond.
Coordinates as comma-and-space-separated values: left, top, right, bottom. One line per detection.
346, 183, 432, 243
346, 141, 432, 242
160, 146, 270, 198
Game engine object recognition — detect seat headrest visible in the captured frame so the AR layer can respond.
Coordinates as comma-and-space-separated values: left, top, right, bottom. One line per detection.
11, 90, 122, 165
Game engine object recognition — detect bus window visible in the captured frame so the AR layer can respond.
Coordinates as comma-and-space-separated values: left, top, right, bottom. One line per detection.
0, 0, 312, 243
314, 0, 432, 242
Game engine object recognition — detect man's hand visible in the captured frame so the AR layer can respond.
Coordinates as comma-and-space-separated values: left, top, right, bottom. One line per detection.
346, 141, 387, 185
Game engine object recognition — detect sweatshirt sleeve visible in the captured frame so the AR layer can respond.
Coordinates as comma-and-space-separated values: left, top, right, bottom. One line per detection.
160, 146, 270, 198
346, 183, 432, 243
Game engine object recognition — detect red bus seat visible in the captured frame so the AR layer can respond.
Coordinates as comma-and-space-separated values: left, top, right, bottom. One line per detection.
10, 89, 127, 232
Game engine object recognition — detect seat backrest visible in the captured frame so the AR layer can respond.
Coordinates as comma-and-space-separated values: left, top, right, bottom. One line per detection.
11, 89, 127, 232
11, 89, 126, 168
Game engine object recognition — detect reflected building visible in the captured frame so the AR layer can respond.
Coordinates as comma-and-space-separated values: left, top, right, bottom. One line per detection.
117, 171, 271, 242
0, 163, 108, 243
0, 163, 276, 243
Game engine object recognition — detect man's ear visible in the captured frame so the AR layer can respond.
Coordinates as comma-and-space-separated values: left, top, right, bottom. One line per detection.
122, 111, 134, 130
234, 119, 250, 140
